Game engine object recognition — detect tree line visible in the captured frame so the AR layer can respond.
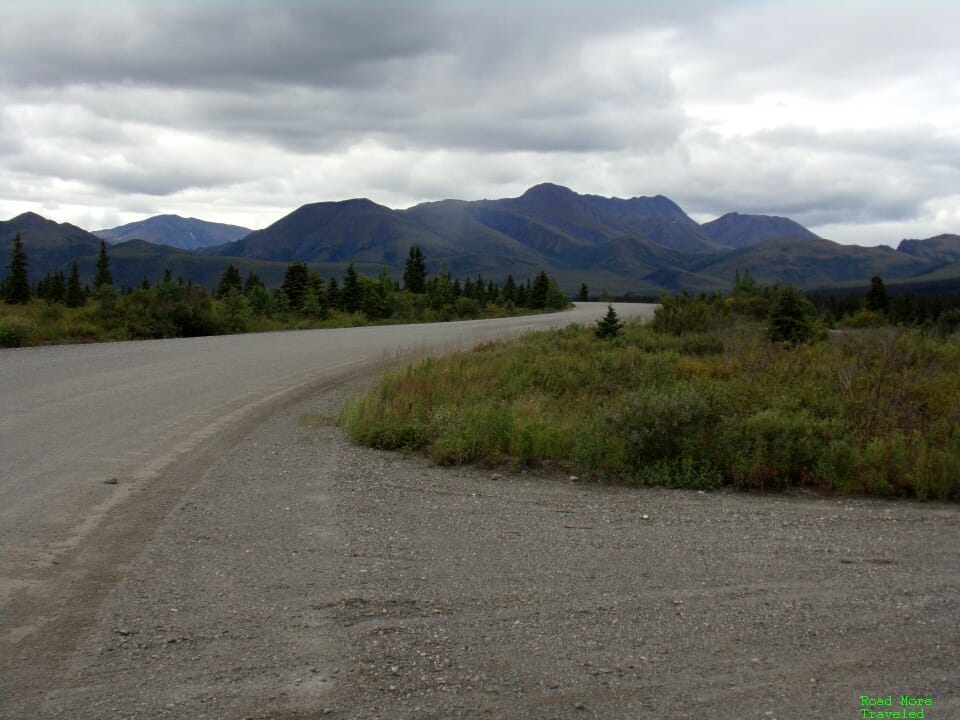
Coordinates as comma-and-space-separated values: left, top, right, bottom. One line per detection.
2, 236, 570, 341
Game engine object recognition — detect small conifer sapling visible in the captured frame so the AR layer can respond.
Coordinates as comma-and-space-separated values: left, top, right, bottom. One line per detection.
595, 303, 623, 339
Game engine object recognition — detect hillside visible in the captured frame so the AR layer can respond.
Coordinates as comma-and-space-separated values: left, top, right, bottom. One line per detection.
95, 214, 251, 250
690, 236, 931, 286
896, 234, 960, 266
702, 212, 821, 249
1, 213, 103, 280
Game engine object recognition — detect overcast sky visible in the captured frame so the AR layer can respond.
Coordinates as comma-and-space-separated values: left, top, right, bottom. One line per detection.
1, 0, 958, 246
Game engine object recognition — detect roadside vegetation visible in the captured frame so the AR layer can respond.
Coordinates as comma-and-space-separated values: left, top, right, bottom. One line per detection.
0, 237, 569, 346
343, 272, 960, 500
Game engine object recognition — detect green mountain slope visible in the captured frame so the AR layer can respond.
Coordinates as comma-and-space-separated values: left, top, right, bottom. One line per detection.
702, 212, 822, 249
690, 236, 931, 286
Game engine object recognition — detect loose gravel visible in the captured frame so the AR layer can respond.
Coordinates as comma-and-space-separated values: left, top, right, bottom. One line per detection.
3, 375, 958, 720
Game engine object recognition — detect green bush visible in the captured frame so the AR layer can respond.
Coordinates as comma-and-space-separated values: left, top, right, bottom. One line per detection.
717, 409, 841, 490
837, 309, 886, 329
606, 384, 713, 469
343, 312, 960, 500
652, 293, 719, 335
0, 316, 34, 347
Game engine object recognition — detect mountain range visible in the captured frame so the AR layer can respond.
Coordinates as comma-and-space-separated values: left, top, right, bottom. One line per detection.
3, 184, 959, 294
95, 214, 250, 250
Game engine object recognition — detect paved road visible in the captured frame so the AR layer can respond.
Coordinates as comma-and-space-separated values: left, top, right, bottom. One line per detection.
0, 303, 653, 623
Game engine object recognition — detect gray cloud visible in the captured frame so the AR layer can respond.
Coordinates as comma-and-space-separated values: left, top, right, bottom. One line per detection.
0, 0, 956, 246
1, 1, 447, 91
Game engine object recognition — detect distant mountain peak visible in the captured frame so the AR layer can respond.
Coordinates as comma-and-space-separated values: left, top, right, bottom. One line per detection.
13, 211, 52, 224
702, 212, 820, 250
94, 214, 251, 251
521, 182, 577, 198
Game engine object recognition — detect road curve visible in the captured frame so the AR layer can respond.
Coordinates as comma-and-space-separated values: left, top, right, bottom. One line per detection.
0, 303, 653, 615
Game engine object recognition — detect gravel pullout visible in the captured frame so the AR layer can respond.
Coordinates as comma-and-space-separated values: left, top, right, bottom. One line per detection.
4, 376, 958, 720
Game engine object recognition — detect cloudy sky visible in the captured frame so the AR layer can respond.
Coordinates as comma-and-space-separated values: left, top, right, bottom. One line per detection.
1, 0, 958, 246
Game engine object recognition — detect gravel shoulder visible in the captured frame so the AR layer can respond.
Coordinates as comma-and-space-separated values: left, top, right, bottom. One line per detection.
3, 371, 958, 720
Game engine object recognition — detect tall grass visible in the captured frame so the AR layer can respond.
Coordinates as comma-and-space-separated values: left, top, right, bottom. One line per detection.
342, 320, 960, 500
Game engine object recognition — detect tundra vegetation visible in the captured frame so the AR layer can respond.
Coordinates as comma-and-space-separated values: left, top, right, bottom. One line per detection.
343, 271, 960, 500
0, 241, 568, 345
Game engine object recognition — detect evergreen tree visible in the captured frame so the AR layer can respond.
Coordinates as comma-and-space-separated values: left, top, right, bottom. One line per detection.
403, 246, 427, 293
361, 275, 390, 319
273, 288, 291, 314
595, 304, 623, 339
243, 271, 265, 295
65, 260, 85, 307
545, 278, 568, 309
341, 264, 361, 313
426, 272, 455, 310
487, 280, 498, 304
4, 232, 31, 304
732, 268, 760, 296
216, 263, 243, 299
578, 283, 589, 302
281, 261, 311, 309
93, 240, 113, 289
530, 271, 550, 309
309, 270, 325, 298
326, 276, 340, 309
475, 274, 487, 304
515, 282, 528, 308
300, 286, 326, 319
768, 285, 818, 345
37, 271, 66, 303
866, 275, 889, 314
463, 277, 475, 298
138, 275, 151, 291
248, 284, 273, 316
501, 274, 517, 305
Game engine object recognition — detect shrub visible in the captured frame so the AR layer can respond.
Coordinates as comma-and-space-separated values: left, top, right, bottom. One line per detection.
653, 293, 719, 335
717, 409, 840, 490
606, 384, 713, 469
837, 309, 886, 329
0, 316, 34, 347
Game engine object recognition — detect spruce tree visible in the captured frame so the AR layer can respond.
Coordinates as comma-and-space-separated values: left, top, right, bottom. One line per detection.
515, 282, 528, 308
578, 283, 589, 302
403, 246, 426, 293
326, 276, 340, 309
545, 278, 569, 309
216, 263, 243, 299
595, 304, 623, 339
93, 240, 113, 289
866, 275, 889, 315
530, 271, 550, 309
65, 260, 85, 307
501, 275, 517, 305
475, 274, 487, 304
281, 261, 310, 309
4, 232, 31, 304
341, 264, 361, 313
768, 285, 817, 345
243, 271, 264, 295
